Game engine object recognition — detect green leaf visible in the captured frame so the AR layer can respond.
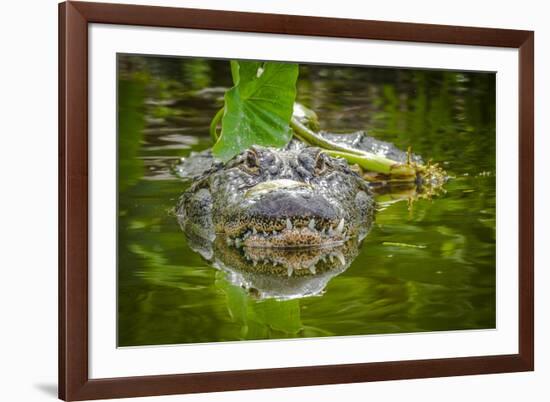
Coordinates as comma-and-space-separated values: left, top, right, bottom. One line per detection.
212, 61, 299, 162
229, 60, 244, 84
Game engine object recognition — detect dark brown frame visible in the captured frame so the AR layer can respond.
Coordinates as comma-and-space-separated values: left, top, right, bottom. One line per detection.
59, 1, 534, 400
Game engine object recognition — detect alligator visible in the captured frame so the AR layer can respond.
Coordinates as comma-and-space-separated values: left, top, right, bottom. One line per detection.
175, 105, 445, 299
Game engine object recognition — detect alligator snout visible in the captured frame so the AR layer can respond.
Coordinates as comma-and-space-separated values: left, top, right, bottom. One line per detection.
246, 190, 338, 221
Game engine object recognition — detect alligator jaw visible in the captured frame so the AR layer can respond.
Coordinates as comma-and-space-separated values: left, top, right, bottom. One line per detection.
223, 217, 349, 249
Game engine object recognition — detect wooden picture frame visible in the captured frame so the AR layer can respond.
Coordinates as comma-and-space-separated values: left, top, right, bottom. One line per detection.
59, 1, 534, 400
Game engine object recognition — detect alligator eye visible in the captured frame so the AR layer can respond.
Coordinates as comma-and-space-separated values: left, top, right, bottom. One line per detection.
241, 149, 260, 174
314, 152, 327, 174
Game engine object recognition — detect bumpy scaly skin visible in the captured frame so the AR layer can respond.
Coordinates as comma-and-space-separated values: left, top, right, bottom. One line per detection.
177, 140, 375, 249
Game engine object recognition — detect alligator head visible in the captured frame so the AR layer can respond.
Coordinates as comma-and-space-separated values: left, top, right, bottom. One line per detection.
177, 142, 375, 250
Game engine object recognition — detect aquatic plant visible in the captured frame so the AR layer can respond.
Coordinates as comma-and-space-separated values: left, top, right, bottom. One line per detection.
210, 60, 445, 185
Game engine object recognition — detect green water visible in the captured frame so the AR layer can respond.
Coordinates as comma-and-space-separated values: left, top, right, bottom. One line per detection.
117, 56, 496, 347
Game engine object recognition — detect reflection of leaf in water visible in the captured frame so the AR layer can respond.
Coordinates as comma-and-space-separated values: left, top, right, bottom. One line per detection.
254, 299, 302, 334
215, 272, 302, 339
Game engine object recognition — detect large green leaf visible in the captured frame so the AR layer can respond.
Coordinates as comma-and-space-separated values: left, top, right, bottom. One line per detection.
212, 60, 299, 162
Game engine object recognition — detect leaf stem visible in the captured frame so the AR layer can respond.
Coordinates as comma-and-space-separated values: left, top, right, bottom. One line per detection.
290, 117, 414, 175
323, 149, 394, 174
290, 117, 363, 156
210, 107, 224, 142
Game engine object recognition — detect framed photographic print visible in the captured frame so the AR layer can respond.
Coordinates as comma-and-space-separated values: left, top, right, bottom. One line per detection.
59, 1, 534, 400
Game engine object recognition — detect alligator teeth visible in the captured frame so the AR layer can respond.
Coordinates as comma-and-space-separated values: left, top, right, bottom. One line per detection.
287, 267, 293, 277
335, 251, 346, 266
308, 219, 316, 231
336, 218, 345, 234
286, 218, 293, 230
272, 230, 277, 236
252, 227, 257, 235
226, 237, 233, 246
309, 264, 317, 274
253, 260, 257, 267
234, 238, 242, 248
